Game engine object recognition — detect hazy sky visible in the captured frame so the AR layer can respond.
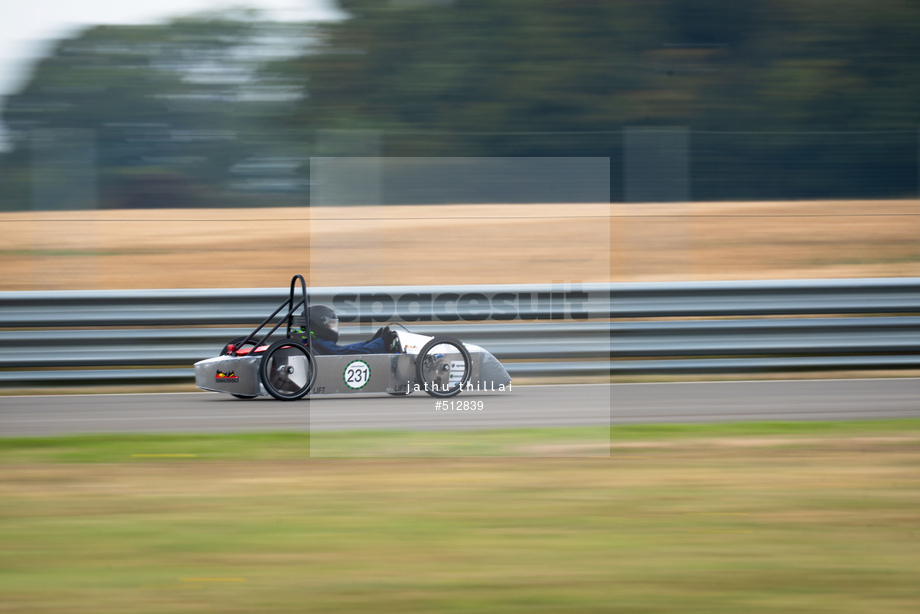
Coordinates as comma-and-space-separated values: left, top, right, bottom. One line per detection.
0, 0, 344, 148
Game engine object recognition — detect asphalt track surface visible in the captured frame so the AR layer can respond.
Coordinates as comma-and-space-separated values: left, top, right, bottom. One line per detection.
1, 379, 919, 437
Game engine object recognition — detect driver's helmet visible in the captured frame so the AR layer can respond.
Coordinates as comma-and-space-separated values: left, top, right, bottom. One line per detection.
308, 305, 339, 343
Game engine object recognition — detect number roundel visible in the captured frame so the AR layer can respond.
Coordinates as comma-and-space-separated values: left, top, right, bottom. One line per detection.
344, 360, 371, 390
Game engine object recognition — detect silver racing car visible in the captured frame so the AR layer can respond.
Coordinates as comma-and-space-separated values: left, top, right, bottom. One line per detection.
194, 275, 511, 400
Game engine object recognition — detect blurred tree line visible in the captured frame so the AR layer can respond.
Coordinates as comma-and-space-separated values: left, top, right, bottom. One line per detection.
1, 0, 919, 209
0, 12, 313, 210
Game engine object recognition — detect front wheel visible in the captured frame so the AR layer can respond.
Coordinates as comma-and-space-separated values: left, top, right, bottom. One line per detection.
415, 337, 472, 398
260, 340, 316, 401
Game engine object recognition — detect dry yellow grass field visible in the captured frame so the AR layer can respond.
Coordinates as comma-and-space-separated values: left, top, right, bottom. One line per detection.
0, 200, 917, 290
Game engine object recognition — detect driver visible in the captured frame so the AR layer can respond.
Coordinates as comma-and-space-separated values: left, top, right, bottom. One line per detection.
306, 305, 401, 355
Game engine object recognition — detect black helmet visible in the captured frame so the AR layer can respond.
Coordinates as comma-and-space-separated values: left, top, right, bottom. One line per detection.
309, 305, 339, 343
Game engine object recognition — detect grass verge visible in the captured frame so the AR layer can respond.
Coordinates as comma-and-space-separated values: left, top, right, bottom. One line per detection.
2, 419, 920, 461
1, 421, 919, 613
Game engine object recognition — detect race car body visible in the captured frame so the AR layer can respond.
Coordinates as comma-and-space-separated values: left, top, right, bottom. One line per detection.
195, 328, 511, 399
194, 277, 511, 401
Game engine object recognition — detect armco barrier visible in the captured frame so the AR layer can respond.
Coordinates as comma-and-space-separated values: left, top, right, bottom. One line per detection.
0, 278, 918, 386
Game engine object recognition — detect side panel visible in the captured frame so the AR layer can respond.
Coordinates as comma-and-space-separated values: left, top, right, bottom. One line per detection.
194, 355, 262, 396
310, 354, 413, 395
308, 351, 491, 395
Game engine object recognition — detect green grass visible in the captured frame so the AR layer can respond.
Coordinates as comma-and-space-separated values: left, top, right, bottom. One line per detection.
2, 419, 919, 462
1, 421, 919, 613
0, 431, 314, 464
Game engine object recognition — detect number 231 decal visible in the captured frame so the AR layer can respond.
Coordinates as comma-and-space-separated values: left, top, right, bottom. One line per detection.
343, 360, 371, 390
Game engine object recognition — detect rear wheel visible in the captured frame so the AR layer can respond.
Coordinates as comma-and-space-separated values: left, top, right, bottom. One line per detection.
260, 340, 316, 401
415, 337, 471, 398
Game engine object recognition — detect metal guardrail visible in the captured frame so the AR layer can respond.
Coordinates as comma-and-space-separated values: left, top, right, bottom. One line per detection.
4, 278, 920, 327
1, 279, 918, 385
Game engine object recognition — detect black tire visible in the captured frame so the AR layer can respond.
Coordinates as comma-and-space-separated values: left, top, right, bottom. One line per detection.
415, 337, 471, 398
387, 389, 413, 397
260, 340, 316, 401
